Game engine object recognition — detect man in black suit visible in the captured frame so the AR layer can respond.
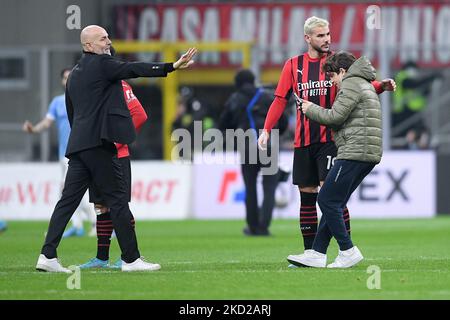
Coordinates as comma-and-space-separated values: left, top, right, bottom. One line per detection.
36, 25, 196, 273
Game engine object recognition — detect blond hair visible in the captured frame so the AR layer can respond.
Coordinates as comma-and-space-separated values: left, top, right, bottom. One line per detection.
304, 16, 329, 35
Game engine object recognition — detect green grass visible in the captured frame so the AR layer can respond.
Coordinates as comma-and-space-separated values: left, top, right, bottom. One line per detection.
1, 217, 450, 300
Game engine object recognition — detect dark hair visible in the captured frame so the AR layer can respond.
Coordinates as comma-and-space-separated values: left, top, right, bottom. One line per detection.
322, 51, 356, 74
60, 67, 72, 78
234, 69, 255, 88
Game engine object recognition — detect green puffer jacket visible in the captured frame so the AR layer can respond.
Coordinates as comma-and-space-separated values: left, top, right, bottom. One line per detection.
304, 56, 382, 163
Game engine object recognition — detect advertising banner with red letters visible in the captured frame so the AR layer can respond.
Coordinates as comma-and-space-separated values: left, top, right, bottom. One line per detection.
113, 1, 450, 67
0, 162, 191, 220
0, 152, 437, 220
193, 151, 436, 219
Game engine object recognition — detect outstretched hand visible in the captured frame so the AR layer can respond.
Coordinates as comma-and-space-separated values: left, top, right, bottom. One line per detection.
381, 78, 396, 91
173, 47, 197, 70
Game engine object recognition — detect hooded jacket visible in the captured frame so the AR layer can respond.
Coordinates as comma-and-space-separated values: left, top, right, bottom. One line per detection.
304, 56, 382, 163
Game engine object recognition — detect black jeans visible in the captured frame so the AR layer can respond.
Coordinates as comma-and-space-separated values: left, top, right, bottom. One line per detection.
313, 159, 376, 253
241, 163, 279, 232
41, 144, 140, 263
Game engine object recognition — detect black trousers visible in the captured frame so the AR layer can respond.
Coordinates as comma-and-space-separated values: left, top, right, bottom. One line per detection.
89, 156, 132, 204
241, 163, 279, 232
41, 143, 140, 263
313, 159, 376, 253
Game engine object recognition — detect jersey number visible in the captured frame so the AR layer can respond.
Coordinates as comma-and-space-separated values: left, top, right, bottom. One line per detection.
326, 155, 336, 170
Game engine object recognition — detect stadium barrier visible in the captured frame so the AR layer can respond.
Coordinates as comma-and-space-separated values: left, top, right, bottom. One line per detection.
0, 151, 436, 220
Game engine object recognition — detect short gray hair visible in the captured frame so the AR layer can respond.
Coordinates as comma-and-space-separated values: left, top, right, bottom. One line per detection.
304, 16, 329, 35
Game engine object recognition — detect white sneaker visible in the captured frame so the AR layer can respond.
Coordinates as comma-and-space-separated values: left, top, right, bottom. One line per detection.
287, 249, 327, 268
121, 257, 161, 272
35, 254, 72, 273
287, 249, 313, 268
327, 246, 364, 268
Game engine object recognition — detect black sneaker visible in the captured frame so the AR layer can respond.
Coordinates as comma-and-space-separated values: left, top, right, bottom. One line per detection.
243, 226, 256, 236
243, 226, 271, 236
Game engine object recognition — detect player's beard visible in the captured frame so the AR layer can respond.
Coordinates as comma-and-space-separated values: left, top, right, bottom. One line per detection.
311, 42, 330, 54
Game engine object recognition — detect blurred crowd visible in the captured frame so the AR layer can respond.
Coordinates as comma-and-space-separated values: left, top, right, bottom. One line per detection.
391, 61, 443, 150
172, 62, 445, 154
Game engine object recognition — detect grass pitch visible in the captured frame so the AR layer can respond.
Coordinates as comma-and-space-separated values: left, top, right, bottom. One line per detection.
0, 217, 449, 300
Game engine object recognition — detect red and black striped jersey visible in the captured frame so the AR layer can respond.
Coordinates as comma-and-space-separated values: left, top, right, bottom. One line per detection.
115, 81, 148, 158
274, 52, 336, 148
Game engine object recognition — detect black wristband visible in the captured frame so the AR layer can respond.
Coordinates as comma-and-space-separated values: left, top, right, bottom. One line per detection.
164, 63, 175, 73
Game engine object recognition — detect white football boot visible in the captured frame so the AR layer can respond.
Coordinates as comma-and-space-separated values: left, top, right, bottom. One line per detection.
287, 249, 327, 268
327, 246, 364, 268
121, 257, 161, 272
36, 254, 72, 273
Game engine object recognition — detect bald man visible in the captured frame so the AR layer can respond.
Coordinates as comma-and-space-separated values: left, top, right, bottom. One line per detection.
36, 25, 197, 273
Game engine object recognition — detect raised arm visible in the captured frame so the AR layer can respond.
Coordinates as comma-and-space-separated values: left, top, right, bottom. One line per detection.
371, 79, 396, 94
22, 118, 53, 134
23, 97, 58, 133
101, 48, 197, 82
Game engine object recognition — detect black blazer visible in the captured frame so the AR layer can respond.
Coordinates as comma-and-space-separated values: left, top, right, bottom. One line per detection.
65, 52, 174, 157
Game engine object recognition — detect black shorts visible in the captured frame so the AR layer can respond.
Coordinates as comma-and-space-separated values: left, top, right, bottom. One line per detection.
89, 156, 131, 205
292, 142, 337, 187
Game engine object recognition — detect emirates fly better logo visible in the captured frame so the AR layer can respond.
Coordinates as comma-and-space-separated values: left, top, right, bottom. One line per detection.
298, 80, 333, 98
